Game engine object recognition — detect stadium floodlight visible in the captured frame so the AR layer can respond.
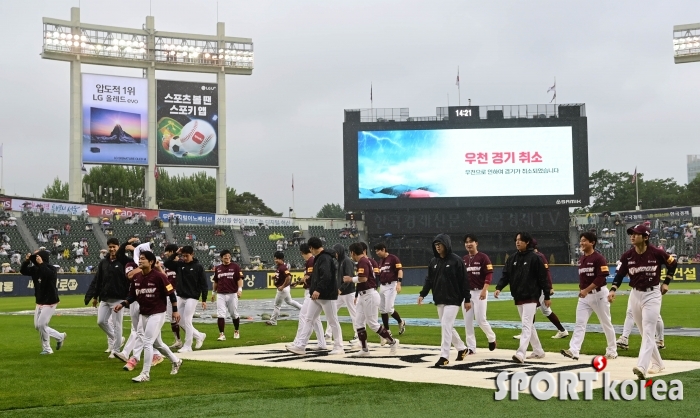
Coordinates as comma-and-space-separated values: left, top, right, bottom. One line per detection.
673, 23, 700, 64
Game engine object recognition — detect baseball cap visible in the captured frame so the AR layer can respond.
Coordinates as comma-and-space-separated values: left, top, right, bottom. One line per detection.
627, 224, 650, 236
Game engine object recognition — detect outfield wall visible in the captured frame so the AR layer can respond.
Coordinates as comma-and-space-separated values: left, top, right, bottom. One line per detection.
1, 264, 695, 297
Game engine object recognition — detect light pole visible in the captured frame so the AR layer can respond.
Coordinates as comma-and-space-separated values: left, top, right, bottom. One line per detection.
673, 23, 700, 64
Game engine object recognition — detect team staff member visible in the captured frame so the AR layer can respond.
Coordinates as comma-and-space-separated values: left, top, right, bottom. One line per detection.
213, 249, 243, 341
495, 232, 550, 363
115, 251, 182, 382
292, 244, 326, 349
21, 250, 66, 355
266, 252, 303, 325
561, 232, 617, 361
162, 244, 182, 349
164, 246, 208, 353
609, 224, 677, 380
375, 243, 406, 336
329, 244, 359, 345
419, 234, 470, 367
462, 234, 497, 354
287, 238, 344, 355
345, 242, 398, 356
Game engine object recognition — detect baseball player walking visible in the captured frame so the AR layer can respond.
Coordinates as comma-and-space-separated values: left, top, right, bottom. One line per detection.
561, 232, 617, 361
291, 244, 326, 349
161, 244, 182, 349
374, 243, 406, 337
266, 251, 303, 325
331, 244, 359, 345
213, 249, 243, 341
20, 250, 66, 355
345, 242, 398, 356
616, 307, 666, 350
418, 234, 470, 367
462, 234, 497, 354
495, 232, 550, 363
608, 224, 677, 380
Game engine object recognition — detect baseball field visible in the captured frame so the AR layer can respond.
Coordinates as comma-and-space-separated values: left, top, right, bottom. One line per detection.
1, 283, 698, 417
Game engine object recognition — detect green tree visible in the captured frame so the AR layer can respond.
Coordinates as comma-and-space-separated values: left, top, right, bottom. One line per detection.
316, 203, 345, 218
583, 169, 685, 213
42, 177, 69, 200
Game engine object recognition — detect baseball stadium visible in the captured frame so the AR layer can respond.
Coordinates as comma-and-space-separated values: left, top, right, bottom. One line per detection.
1, 3, 700, 418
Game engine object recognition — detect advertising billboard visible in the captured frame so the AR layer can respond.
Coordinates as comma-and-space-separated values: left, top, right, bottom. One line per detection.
156, 80, 219, 167
344, 117, 589, 210
82, 74, 149, 166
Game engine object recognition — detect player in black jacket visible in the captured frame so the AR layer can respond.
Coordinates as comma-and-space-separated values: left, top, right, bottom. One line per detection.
495, 232, 551, 363
419, 234, 471, 366
20, 250, 66, 355
164, 246, 208, 352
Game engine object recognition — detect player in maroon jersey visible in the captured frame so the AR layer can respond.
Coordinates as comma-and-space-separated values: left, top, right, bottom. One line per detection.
213, 249, 243, 341
291, 244, 326, 349
462, 234, 497, 354
114, 251, 182, 382
162, 244, 182, 349
609, 224, 677, 380
374, 243, 406, 338
266, 252, 302, 325
561, 232, 617, 361
343, 243, 398, 356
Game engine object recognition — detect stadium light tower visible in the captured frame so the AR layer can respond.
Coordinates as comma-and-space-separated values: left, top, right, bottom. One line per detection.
673, 23, 700, 64
41, 7, 254, 213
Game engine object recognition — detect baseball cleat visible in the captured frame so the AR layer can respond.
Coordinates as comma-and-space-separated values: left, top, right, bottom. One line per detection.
132, 373, 150, 383
648, 365, 665, 375
40, 350, 53, 355
152, 354, 164, 366
456, 349, 468, 361
512, 354, 525, 364
389, 339, 399, 355
616, 337, 629, 350
435, 357, 449, 367
234, 331, 240, 339
488, 341, 497, 351
656, 340, 665, 349
350, 339, 361, 349
285, 345, 307, 355
561, 349, 578, 360
108, 352, 115, 359
467, 349, 475, 356
123, 357, 138, 371
177, 347, 193, 353
605, 353, 618, 360
105, 347, 112, 353
113, 351, 129, 363
310, 344, 327, 351
328, 348, 345, 356
380, 336, 388, 346
527, 352, 546, 359
56, 333, 66, 351
551, 330, 569, 339
632, 367, 646, 380
195, 333, 206, 349
170, 359, 183, 375
352, 349, 371, 358
513, 334, 522, 339
324, 332, 332, 340
217, 333, 226, 341
399, 320, 406, 335
170, 340, 183, 349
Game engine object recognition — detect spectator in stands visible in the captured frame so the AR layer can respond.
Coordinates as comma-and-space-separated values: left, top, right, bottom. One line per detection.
64, 223, 71, 235
11, 252, 22, 265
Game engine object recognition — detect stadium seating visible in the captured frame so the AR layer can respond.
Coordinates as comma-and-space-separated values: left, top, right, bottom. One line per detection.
0, 224, 30, 271
23, 215, 101, 272
241, 226, 305, 269
169, 225, 242, 269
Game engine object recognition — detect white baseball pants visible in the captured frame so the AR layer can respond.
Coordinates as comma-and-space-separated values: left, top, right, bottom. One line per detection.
122, 301, 144, 360
295, 299, 343, 351
629, 286, 664, 372
34, 303, 64, 352
216, 293, 240, 319
178, 297, 204, 350
269, 287, 302, 324
294, 289, 325, 347
621, 301, 665, 342
436, 304, 467, 360
353, 289, 381, 332
568, 287, 617, 357
463, 289, 496, 351
379, 282, 398, 314
139, 312, 179, 376
97, 299, 124, 353
516, 303, 544, 360
327, 293, 358, 339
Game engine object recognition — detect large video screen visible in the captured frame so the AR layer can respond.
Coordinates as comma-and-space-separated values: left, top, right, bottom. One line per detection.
344, 117, 589, 210
358, 127, 574, 199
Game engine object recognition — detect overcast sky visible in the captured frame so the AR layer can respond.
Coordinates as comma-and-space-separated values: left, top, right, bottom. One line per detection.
1, 0, 700, 217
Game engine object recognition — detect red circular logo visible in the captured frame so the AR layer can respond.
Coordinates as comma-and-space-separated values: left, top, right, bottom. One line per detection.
591, 355, 607, 372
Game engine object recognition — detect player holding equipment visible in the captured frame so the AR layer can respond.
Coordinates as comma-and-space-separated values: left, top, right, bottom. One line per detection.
608, 224, 677, 380
462, 234, 497, 354
374, 243, 406, 336
213, 249, 243, 341
418, 234, 470, 367
561, 232, 617, 361
266, 251, 303, 325
346, 242, 399, 356
20, 250, 66, 355
291, 244, 326, 348
164, 246, 208, 353
495, 232, 550, 363
114, 251, 182, 382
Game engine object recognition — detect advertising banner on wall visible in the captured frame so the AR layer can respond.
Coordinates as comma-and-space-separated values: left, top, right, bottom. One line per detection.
158, 210, 215, 225
87, 204, 159, 220
215, 214, 295, 227
0, 197, 11, 210
156, 80, 219, 167
82, 73, 149, 166
10, 199, 86, 216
